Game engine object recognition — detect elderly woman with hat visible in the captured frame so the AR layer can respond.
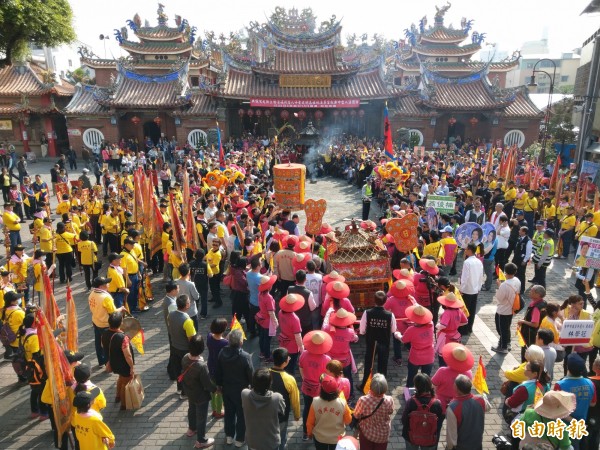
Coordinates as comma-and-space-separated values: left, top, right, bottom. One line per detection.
306, 374, 352, 450
326, 308, 358, 399
255, 274, 278, 361
278, 293, 305, 375
396, 304, 435, 388
519, 391, 575, 449
353, 373, 395, 450
384, 279, 416, 366
299, 330, 332, 441
431, 343, 474, 411
434, 292, 468, 365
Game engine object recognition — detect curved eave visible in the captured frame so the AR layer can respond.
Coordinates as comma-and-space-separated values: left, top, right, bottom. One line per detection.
251, 66, 360, 76
81, 57, 117, 69
120, 41, 193, 55
413, 46, 481, 57
419, 99, 510, 111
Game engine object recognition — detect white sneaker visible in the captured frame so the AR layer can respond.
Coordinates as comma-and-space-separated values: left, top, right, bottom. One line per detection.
234, 441, 245, 448
226, 437, 234, 445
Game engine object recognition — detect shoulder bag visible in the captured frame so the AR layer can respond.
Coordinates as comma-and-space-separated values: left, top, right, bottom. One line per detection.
351, 397, 385, 438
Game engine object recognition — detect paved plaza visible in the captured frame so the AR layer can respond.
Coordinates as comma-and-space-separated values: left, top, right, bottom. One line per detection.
0, 164, 584, 450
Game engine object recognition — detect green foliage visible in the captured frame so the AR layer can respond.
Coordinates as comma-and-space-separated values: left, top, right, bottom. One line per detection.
0, 0, 76, 66
548, 98, 576, 145
67, 67, 94, 85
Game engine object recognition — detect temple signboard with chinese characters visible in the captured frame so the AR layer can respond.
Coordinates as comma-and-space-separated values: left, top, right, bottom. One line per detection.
279, 75, 331, 88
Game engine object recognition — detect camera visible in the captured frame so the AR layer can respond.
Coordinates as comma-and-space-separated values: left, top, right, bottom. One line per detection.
492, 434, 511, 450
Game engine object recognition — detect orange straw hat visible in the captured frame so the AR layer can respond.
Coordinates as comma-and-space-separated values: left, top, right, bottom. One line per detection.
323, 271, 346, 284
437, 292, 464, 309
279, 293, 306, 313
326, 281, 350, 299
393, 268, 413, 281
258, 274, 277, 292
405, 304, 433, 325
303, 330, 333, 354
294, 240, 312, 253
419, 258, 440, 275
441, 343, 475, 373
329, 308, 357, 328
390, 279, 415, 298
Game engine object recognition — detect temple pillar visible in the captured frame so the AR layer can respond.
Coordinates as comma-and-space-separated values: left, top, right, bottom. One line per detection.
43, 116, 57, 157
19, 116, 30, 153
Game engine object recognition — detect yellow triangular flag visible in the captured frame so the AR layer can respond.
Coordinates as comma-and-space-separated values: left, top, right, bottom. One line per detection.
516, 326, 526, 348
363, 372, 372, 395
231, 314, 246, 340
497, 266, 506, 281
473, 356, 489, 394
131, 330, 145, 355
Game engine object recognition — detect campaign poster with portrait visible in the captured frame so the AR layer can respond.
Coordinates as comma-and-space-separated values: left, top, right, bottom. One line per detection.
481, 223, 497, 253
426, 207, 438, 231
573, 236, 600, 269
455, 222, 483, 249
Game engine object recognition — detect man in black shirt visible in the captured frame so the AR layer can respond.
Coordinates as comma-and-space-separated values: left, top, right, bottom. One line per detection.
101, 311, 134, 410
358, 291, 396, 390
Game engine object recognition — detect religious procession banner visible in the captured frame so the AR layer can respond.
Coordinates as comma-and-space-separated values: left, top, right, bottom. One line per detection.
304, 199, 327, 235
573, 236, 600, 269
55, 182, 69, 199
426, 195, 456, 214
386, 214, 419, 252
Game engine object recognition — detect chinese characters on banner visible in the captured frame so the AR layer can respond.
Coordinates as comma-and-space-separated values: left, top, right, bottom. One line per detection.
574, 236, 600, 269
558, 319, 595, 345
426, 195, 456, 214
250, 98, 360, 109
511, 418, 588, 440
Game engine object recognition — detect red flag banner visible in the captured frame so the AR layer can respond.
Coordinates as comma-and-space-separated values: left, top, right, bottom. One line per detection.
168, 192, 186, 260
65, 285, 78, 352
150, 196, 164, 258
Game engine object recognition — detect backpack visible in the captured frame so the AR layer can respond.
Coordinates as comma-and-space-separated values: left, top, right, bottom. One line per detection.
26, 263, 37, 288
408, 397, 439, 447
0, 310, 18, 347
11, 334, 41, 382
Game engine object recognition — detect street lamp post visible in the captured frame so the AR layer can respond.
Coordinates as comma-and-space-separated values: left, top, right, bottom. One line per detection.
528, 58, 557, 165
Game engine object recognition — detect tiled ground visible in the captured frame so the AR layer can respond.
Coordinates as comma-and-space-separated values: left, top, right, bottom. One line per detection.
0, 167, 583, 449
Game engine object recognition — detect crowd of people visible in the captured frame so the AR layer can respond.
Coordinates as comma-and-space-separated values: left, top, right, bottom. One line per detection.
0, 132, 600, 450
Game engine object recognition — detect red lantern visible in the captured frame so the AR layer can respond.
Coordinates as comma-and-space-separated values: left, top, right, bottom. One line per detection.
448, 117, 457, 126
358, 110, 365, 118
131, 115, 141, 125
280, 110, 289, 121
297, 110, 306, 121
238, 108, 245, 117
153, 116, 162, 125
469, 116, 479, 127
264, 109, 272, 117
247, 109, 254, 118
255, 109, 262, 117
314, 110, 324, 121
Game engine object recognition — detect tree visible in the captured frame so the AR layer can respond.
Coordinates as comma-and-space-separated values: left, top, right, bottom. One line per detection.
67, 67, 94, 85
0, 0, 76, 67
547, 98, 576, 165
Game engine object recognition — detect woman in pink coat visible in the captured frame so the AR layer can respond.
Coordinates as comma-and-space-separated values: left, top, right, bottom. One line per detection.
385, 279, 416, 366
278, 293, 305, 375
326, 308, 358, 399
431, 343, 474, 412
321, 281, 355, 328
397, 304, 435, 388
434, 292, 468, 366
255, 274, 278, 361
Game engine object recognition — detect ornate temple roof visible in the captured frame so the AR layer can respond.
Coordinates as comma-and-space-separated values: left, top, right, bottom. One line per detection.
411, 42, 481, 57
396, 60, 519, 73
0, 64, 73, 97
220, 67, 395, 100
119, 40, 194, 55
252, 48, 355, 75
172, 92, 217, 117
63, 84, 112, 116
502, 87, 543, 118
419, 26, 468, 43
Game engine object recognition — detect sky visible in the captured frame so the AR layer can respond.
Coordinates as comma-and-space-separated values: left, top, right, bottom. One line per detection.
69, 0, 600, 59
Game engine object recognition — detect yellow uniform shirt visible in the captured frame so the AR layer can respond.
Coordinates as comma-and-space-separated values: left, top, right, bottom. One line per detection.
33, 261, 44, 292
2, 211, 20, 231
38, 227, 54, 253
561, 215, 576, 230
183, 317, 196, 338
132, 243, 144, 261
504, 188, 517, 203
68, 382, 107, 420
56, 232, 76, 254
3, 306, 25, 347
87, 200, 103, 216
71, 214, 82, 230
120, 251, 139, 275
71, 410, 115, 450
593, 210, 600, 227
422, 241, 445, 263
32, 217, 43, 238
523, 197, 538, 212
576, 222, 598, 240
88, 289, 117, 328
161, 232, 170, 253
78, 241, 98, 266
10, 256, 28, 284
56, 201, 70, 216
101, 215, 120, 234
206, 249, 222, 276
107, 266, 125, 293
543, 205, 556, 220
489, 180, 497, 190
66, 222, 81, 236
22, 332, 40, 361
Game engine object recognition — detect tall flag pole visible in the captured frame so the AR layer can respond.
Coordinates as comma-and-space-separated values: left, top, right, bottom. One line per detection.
217, 121, 225, 171
383, 102, 394, 160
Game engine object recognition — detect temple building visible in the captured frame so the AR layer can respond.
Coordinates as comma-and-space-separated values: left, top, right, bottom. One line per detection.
0, 63, 73, 156
63, 4, 543, 152
64, 4, 220, 151
390, 3, 542, 148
